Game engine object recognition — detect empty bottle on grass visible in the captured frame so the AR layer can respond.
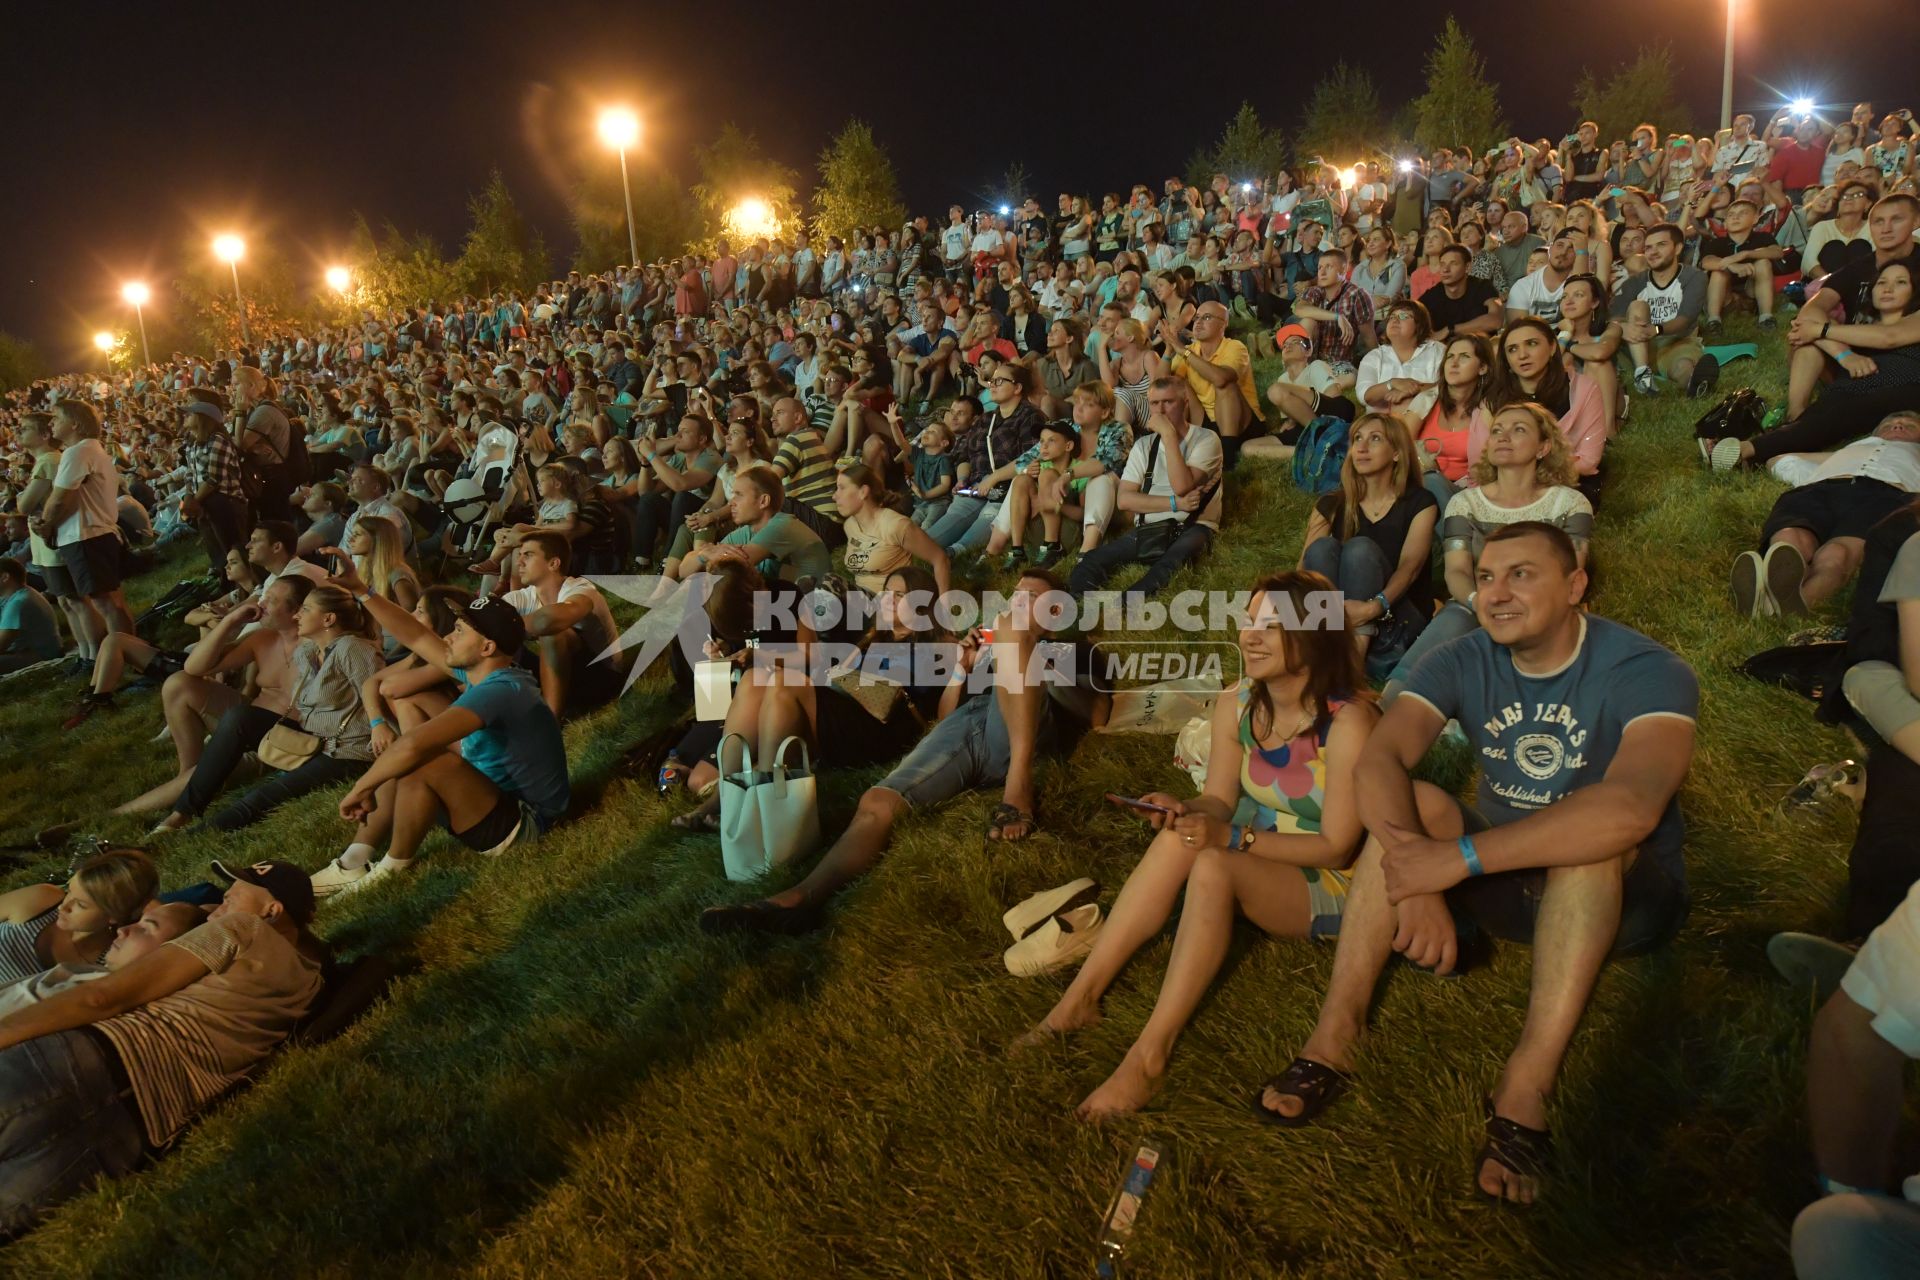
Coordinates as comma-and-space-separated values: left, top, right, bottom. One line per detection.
1094, 1139, 1164, 1277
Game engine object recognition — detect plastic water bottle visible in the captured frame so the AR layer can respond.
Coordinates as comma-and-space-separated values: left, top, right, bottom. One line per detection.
1094, 1141, 1164, 1277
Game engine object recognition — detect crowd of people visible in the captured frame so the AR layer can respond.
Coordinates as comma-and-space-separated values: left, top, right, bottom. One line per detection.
0, 95, 1917, 1271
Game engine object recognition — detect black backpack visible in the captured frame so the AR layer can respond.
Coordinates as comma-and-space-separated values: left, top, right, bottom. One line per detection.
1693, 387, 1767, 441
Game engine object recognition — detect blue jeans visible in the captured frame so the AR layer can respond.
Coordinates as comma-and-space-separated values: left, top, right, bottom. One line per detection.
1068, 521, 1214, 600
924, 494, 1002, 553
209, 752, 362, 832
1422, 470, 1458, 516
1302, 535, 1426, 672
1384, 598, 1479, 698
0, 1030, 145, 1237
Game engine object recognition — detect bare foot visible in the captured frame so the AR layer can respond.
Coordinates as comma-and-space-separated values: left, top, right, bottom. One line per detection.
1075, 1049, 1165, 1120
1009, 997, 1102, 1054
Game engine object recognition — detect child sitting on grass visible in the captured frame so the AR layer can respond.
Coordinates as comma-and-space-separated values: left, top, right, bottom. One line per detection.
908, 421, 956, 528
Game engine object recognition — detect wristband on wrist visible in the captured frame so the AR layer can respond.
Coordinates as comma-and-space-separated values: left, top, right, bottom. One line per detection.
1229, 823, 1243, 852
1373, 592, 1390, 616
1834, 349, 1853, 359
1821, 320, 1831, 340
369, 717, 387, 729
1168, 494, 1177, 512
1458, 833, 1485, 877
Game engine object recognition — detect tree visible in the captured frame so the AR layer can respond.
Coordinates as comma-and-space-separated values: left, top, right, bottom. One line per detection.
459, 171, 552, 294
569, 163, 698, 274
0, 333, 46, 394
690, 123, 801, 248
1187, 102, 1290, 187
1000, 161, 1032, 210
811, 120, 907, 244
1572, 44, 1687, 144
343, 216, 466, 311
171, 234, 307, 355
1296, 63, 1386, 166
1412, 16, 1507, 154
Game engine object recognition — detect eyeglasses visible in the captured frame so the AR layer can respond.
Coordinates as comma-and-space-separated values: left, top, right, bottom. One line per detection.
988, 376, 1016, 387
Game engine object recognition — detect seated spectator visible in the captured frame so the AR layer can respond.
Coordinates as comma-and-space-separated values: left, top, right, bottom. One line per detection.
0, 848, 158, 987
1489, 317, 1608, 500
1166, 301, 1263, 468
1784, 195, 1920, 419
1713, 258, 1920, 470
1799, 181, 1876, 278
766, 395, 846, 549
1556, 273, 1623, 437
0, 859, 324, 1234
1019, 572, 1379, 1118
1256, 523, 1698, 1206
1095, 317, 1169, 429
988, 381, 1133, 560
1416, 335, 1496, 510
1352, 227, 1409, 317
1301, 413, 1438, 669
905, 418, 956, 531
1698, 200, 1786, 330
1418, 244, 1504, 344
1293, 249, 1377, 375
1382, 404, 1593, 703
1505, 231, 1585, 324
297, 482, 350, 559
1612, 222, 1712, 397
471, 463, 582, 581
631, 415, 721, 568
0, 901, 201, 1021
1255, 324, 1354, 460
700, 569, 1107, 934
340, 461, 413, 551
1789, 881, 1920, 1278
650, 416, 773, 593
1066, 376, 1223, 601
1356, 300, 1444, 431
680, 468, 832, 585
315, 591, 569, 897
112, 577, 312, 818
0, 556, 61, 673
154, 585, 384, 834
1731, 411, 1920, 618
495, 531, 626, 717
834, 463, 950, 594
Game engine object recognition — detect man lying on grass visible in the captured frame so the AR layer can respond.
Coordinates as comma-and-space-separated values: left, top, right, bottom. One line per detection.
309, 561, 570, 899
0, 860, 323, 1236
700, 567, 1109, 935
1255, 522, 1699, 1206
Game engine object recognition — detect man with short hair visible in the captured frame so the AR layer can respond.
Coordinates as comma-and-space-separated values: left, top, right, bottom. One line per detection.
504, 532, 625, 717
342, 461, 412, 549
178, 399, 250, 573
1785, 194, 1920, 418
1612, 222, 1710, 396
316, 591, 569, 897
1256, 523, 1698, 1206
1506, 232, 1584, 323
1168, 301, 1265, 467
1490, 209, 1544, 294
246, 520, 328, 594
1293, 249, 1376, 373
34, 400, 133, 652
1698, 199, 1785, 329
1067, 375, 1222, 600
0, 901, 201, 1019
1562, 121, 1606, 202
0, 557, 61, 673
1420, 244, 1505, 342
0, 860, 324, 1233
768, 395, 845, 548
231, 365, 298, 521
631, 415, 721, 568
1714, 113, 1768, 183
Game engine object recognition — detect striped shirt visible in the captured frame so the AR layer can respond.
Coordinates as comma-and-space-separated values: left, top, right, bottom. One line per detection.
96, 914, 323, 1147
0, 907, 55, 986
770, 427, 841, 521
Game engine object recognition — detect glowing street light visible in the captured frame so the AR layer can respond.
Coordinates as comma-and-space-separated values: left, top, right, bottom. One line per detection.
212, 234, 249, 346
731, 197, 776, 239
120, 281, 152, 367
325, 265, 352, 293
598, 107, 643, 268
92, 331, 116, 353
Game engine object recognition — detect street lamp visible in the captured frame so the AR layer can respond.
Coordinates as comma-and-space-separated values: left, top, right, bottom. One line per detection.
120, 281, 151, 368
212, 234, 249, 346
731, 197, 775, 239
325, 265, 351, 294
92, 331, 116, 353
597, 107, 642, 268
1721, 0, 1736, 132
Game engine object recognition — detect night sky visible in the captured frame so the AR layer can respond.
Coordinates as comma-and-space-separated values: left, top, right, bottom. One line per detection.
2, 0, 1907, 366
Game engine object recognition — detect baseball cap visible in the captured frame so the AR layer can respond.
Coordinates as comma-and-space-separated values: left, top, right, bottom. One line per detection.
462, 594, 527, 655
210, 859, 316, 926
1273, 323, 1312, 350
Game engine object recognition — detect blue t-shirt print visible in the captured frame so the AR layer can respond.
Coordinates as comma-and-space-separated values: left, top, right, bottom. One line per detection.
451, 666, 570, 829
1402, 615, 1700, 886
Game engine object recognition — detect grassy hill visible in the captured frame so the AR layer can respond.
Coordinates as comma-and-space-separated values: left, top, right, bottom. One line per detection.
0, 321, 1859, 1278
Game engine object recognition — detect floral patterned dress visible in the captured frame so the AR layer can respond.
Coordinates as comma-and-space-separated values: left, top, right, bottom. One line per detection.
1235, 680, 1353, 938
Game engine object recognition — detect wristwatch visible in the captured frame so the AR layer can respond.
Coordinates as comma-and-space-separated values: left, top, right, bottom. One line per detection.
1237, 824, 1257, 852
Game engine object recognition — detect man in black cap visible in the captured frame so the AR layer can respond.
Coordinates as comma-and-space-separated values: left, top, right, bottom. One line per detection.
310, 568, 570, 899
0, 860, 324, 1234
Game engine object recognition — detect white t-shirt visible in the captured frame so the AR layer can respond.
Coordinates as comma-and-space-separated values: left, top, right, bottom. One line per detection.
1356, 340, 1445, 420
52, 437, 121, 545
1506, 268, 1568, 323
505, 577, 623, 665
1123, 425, 1225, 531
941, 224, 970, 261
970, 228, 1006, 256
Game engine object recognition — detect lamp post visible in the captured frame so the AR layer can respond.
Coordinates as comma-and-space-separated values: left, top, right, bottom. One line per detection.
597, 108, 642, 268
325, 265, 351, 295
212, 234, 248, 345
1721, 0, 1736, 132
120, 281, 151, 368
91, 331, 117, 369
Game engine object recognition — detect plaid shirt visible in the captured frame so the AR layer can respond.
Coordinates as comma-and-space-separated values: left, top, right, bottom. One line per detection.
1298, 281, 1376, 368
185, 429, 246, 501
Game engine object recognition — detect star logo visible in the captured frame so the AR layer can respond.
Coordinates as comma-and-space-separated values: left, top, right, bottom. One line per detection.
585, 573, 714, 697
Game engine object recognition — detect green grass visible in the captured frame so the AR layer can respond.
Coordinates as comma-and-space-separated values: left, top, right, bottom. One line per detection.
0, 323, 1864, 1278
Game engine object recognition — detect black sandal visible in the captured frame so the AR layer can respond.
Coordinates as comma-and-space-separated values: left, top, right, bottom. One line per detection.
985, 802, 1037, 842
1252, 1057, 1352, 1128
1474, 1097, 1553, 1204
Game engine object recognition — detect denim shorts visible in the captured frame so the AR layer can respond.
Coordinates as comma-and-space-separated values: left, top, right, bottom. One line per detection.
875, 687, 1083, 811
0, 1029, 145, 1237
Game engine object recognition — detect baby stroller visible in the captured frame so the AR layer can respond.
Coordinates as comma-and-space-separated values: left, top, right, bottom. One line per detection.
435, 420, 535, 569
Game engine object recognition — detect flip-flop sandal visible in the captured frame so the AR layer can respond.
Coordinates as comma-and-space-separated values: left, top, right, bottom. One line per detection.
985, 802, 1038, 843
1252, 1057, 1352, 1128
670, 809, 721, 834
1475, 1097, 1553, 1204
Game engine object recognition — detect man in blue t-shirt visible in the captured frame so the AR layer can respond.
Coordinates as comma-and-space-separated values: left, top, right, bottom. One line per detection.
0, 557, 63, 672
1254, 523, 1698, 1207
310, 566, 570, 900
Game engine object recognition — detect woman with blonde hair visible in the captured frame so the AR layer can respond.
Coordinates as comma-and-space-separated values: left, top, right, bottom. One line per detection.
0, 847, 159, 984
1300, 412, 1438, 667
347, 513, 421, 649
1381, 401, 1593, 703
1096, 316, 1166, 427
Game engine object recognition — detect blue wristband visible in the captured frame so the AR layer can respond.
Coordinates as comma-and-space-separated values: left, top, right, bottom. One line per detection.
1229, 823, 1243, 851
1373, 592, 1390, 616
369, 717, 387, 729
1168, 494, 1177, 512
1458, 834, 1485, 877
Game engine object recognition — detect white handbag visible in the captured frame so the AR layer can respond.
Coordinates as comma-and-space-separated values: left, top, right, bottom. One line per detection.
718, 733, 821, 882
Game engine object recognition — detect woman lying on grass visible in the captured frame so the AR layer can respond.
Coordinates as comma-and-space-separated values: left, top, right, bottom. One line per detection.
1014, 572, 1379, 1119
0, 848, 158, 986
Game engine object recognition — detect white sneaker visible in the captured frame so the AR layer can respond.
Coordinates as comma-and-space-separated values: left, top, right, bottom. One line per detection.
1004, 904, 1103, 977
310, 858, 370, 899
474, 811, 530, 857
1002, 877, 1100, 942
322, 857, 409, 903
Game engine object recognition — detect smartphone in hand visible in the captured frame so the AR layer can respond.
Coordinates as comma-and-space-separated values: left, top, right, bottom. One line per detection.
1105, 792, 1174, 816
